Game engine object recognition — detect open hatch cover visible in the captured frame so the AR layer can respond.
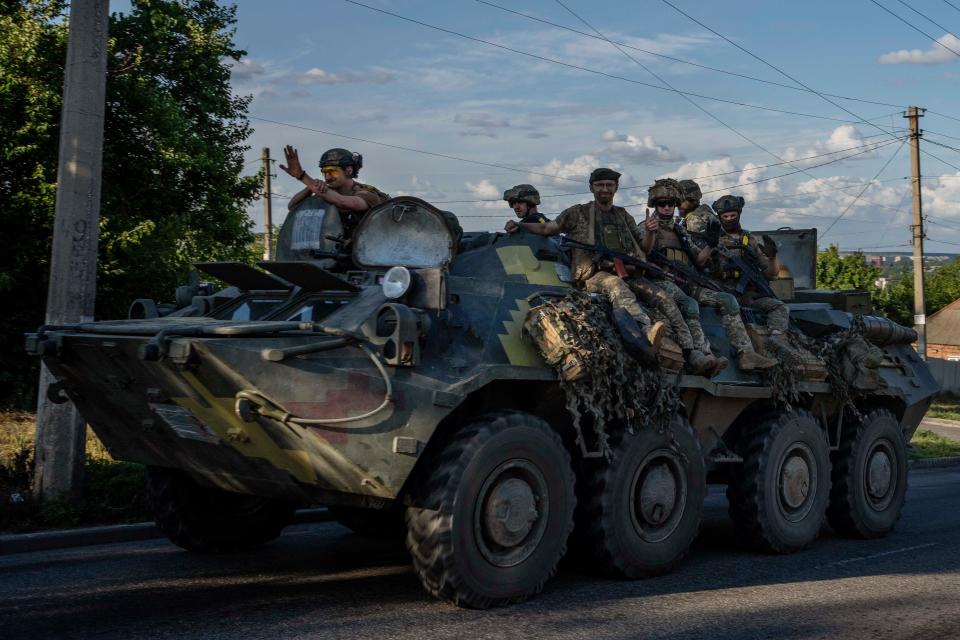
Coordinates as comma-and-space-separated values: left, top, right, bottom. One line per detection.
351, 197, 456, 269
258, 261, 360, 292
195, 262, 291, 291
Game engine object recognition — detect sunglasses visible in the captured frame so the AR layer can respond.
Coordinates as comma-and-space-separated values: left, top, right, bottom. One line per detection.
320, 166, 343, 177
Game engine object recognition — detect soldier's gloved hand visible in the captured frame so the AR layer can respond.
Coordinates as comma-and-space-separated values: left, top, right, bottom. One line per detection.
504, 220, 520, 234
760, 234, 778, 258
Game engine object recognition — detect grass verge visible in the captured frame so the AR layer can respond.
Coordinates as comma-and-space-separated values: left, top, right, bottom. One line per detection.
910, 429, 960, 460
927, 391, 960, 422
1, 411, 149, 534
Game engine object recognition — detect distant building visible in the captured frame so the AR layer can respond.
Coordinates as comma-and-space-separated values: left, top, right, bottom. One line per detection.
866, 255, 884, 267
926, 298, 960, 361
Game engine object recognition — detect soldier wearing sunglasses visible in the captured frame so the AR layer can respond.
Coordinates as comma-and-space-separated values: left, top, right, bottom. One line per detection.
281, 146, 388, 234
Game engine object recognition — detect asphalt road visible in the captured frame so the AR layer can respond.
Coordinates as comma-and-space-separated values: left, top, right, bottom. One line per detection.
2, 468, 958, 640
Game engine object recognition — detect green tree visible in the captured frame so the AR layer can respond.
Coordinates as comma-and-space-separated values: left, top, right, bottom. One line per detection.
0, 0, 259, 407
815, 246, 882, 291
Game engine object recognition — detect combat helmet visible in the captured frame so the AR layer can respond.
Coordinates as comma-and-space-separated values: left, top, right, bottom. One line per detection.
647, 178, 682, 207
711, 194, 745, 214
319, 147, 363, 176
684, 206, 721, 248
712, 194, 746, 233
503, 184, 541, 206
678, 179, 702, 204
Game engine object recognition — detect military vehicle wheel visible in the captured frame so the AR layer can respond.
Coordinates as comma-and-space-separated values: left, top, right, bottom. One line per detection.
727, 409, 831, 554
328, 505, 406, 537
827, 408, 908, 539
583, 413, 705, 578
147, 467, 297, 553
405, 412, 575, 608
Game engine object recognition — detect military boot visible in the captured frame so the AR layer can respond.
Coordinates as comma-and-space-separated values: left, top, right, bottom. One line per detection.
721, 312, 777, 371
737, 349, 777, 371
684, 349, 718, 376
646, 320, 667, 355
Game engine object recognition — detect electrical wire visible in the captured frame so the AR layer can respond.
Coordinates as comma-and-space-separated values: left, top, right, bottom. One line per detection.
892, 0, 960, 44
475, 0, 908, 110
250, 115, 584, 183
821, 140, 907, 238
867, 0, 960, 58
342, 0, 893, 126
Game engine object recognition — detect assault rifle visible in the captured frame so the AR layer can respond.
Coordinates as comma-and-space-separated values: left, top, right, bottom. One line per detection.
561, 237, 726, 291
646, 248, 727, 294
560, 237, 676, 283
712, 242, 779, 300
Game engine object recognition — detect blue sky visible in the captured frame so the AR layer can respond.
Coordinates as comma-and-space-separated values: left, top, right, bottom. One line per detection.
211, 1, 960, 251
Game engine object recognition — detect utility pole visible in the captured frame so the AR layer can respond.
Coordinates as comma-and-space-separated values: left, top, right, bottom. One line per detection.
262, 147, 273, 260
34, 0, 110, 499
905, 105, 927, 360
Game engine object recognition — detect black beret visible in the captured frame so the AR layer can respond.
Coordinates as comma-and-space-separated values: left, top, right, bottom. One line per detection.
589, 167, 621, 184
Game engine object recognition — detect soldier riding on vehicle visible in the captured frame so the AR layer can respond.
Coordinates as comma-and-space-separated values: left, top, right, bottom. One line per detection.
710, 194, 790, 333
280, 146, 389, 238
503, 184, 550, 224
505, 167, 666, 355
676, 184, 777, 371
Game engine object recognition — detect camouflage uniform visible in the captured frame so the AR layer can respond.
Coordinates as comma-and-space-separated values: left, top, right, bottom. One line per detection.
716, 230, 790, 332
554, 202, 651, 327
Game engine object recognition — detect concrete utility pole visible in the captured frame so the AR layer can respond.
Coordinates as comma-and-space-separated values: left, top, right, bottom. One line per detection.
905, 106, 927, 360
262, 147, 273, 260
34, 0, 110, 499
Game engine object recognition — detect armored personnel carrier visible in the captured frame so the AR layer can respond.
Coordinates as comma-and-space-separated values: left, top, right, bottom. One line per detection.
27, 196, 937, 608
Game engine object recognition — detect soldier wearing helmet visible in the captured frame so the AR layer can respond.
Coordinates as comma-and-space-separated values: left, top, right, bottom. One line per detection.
632, 179, 723, 375
707, 194, 790, 333
503, 184, 550, 224
280, 145, 388, 235
505, 168, 666, 354
635, 180, 774, 371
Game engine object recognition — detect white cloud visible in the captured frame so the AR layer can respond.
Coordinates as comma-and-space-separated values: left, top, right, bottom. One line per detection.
464, 179, 504, 208
782, 125, 879, 166
879, 34, 960, 64
296, 67, 394, 85
231, 57, 267, 80
601, 130, 685, 163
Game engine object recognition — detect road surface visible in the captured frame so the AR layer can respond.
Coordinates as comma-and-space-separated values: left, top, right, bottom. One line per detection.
1, 468, 958, 640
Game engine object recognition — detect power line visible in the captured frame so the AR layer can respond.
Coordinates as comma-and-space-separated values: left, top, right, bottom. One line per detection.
822, 140, 907, 238
924, 138, 960, 154
250, 115, 584, 183
429, 137, 902, 203
475, 0, 908, 110
550, 0, 882, 217
662, 0, 960, 174
892, 0, 960, 43
945, 0, 960, 15
867, 0, 960, 58
342, 0, 893, 126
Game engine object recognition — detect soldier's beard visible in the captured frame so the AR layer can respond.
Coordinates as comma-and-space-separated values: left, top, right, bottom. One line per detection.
657, 214, 674, 226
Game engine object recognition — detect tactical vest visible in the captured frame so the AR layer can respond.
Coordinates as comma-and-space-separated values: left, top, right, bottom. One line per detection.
656, 223, 690, 265
596, 207, 637, 254
354, 181, 391, 202
719, 230, 751, 280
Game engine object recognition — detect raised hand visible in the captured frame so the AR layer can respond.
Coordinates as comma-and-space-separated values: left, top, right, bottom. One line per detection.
644, 207, 658, 232
279, 145, 304, 179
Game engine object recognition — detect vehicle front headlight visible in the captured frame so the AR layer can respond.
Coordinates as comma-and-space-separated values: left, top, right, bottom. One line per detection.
382, 266, 412, 299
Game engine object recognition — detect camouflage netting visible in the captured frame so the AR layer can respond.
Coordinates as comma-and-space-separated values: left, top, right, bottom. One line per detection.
815, 316, 885, 420
524, 291, 680, 459
761, 331, 806, 410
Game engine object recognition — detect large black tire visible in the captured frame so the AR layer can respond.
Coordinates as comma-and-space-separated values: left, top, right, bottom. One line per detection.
827, 408, 908, 539
405, 412, 576, 608
583, 413, 706, 578
727, 409, 831, 554
147, 467, 297, 553
328, 505, 406, 537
